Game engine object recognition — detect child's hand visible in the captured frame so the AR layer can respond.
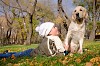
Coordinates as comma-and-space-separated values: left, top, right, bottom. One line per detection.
64, 50, 69, 56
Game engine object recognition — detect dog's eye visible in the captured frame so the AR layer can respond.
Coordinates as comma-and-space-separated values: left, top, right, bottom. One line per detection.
74, 10, 76, 12
80, 9, 82, 11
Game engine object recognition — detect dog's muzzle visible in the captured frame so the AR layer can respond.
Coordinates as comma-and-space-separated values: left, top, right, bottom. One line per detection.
76, 13, 83, 22
76, 13, 80, 19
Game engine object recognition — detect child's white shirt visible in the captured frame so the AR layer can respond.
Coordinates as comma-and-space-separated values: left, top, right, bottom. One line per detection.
47, 36, 65, 52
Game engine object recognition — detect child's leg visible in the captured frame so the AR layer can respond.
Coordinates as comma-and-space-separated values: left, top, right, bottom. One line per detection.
14, 49, 33, 57
0, 52, 16, 58
0, 49, 33, 58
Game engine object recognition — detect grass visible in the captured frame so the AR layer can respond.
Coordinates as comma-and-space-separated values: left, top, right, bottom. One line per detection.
0, 44, 38, 52
0, 40, 100, 66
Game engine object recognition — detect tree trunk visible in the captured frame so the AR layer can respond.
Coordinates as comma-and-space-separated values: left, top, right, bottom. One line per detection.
58, 0, 70, 26
25, 0, 37, 45
89, 0, 97, 41
5, 28, 12, 44
26, 15, 33, 45
57, 0, 69, 40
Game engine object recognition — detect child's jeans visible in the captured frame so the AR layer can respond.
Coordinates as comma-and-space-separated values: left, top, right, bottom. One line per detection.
0, 49, 33, 58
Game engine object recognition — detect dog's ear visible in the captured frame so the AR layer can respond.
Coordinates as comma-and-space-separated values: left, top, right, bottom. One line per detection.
83, 8, 88, 19
72, 12, 76, 21
84, 12, 88, 19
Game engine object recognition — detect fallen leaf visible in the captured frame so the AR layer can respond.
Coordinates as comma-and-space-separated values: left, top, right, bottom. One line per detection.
13, 64, 20, 66
11, 54, 16, 60
75, 58, 81, 63
90, 57, 100, 63
2, 58, 6, 62
86, 62, 93, 66
98, 64, 100, 66
69, 64, 74, 66
7, 63, 12, 66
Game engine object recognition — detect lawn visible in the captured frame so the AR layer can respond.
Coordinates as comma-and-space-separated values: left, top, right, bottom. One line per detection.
0, 40, 100, 66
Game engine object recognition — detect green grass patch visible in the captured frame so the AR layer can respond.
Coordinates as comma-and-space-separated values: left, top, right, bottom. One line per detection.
0, 44, 38, 52
0, 40, 100, 66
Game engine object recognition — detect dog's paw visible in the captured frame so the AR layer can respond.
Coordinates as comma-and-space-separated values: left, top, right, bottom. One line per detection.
78, 49, 83, 54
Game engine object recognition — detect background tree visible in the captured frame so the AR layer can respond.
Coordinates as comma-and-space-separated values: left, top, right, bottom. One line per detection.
56, 0, 70, 40
0, 0, 55, 45
89, 0, 97, 40
1, 0, 37, 45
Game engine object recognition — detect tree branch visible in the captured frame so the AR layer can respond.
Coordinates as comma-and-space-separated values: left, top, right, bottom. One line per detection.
1, 0, 27, 13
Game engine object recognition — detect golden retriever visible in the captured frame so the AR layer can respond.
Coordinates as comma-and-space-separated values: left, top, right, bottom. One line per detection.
64, 6, 88, 54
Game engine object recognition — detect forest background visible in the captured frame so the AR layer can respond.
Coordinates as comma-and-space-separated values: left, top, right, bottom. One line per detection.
0, 0, 99, 45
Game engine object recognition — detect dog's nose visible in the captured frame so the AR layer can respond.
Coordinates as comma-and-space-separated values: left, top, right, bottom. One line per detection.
76, 13, 79, 16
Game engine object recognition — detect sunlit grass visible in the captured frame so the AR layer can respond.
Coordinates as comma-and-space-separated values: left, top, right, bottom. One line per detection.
0, 40, 100, 66
0, 44, 38, 53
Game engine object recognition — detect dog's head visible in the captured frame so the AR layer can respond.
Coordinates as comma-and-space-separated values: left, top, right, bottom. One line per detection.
72, 6, 88, 23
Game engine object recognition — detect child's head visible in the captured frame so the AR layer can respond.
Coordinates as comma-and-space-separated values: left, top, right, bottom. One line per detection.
35, 22, 59, 37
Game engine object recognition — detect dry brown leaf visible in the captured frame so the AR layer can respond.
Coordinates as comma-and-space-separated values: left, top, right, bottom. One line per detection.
13, 64, 20, 66
62, 60, 67, 65
85, 62, 93, 66
90, 57, 100, 63
69, 64, 74, 66
2, 58, 6, 62
98, 64, 100, 66
75, 58, 81, 63
29, 61, 34, 66
11, 54, 16, 60
7, 63, 13, 66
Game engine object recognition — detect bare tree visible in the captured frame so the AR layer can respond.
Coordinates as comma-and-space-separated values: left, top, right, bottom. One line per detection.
26, 0, 37, 45
0, 3, 16, 44
58, 0, 70, 24
57, 0, 70, 40
1, 0, 37, 44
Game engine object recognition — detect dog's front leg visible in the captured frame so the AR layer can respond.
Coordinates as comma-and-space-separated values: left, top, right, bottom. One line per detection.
78, 38, 84, 54
64, 31, 71, 51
